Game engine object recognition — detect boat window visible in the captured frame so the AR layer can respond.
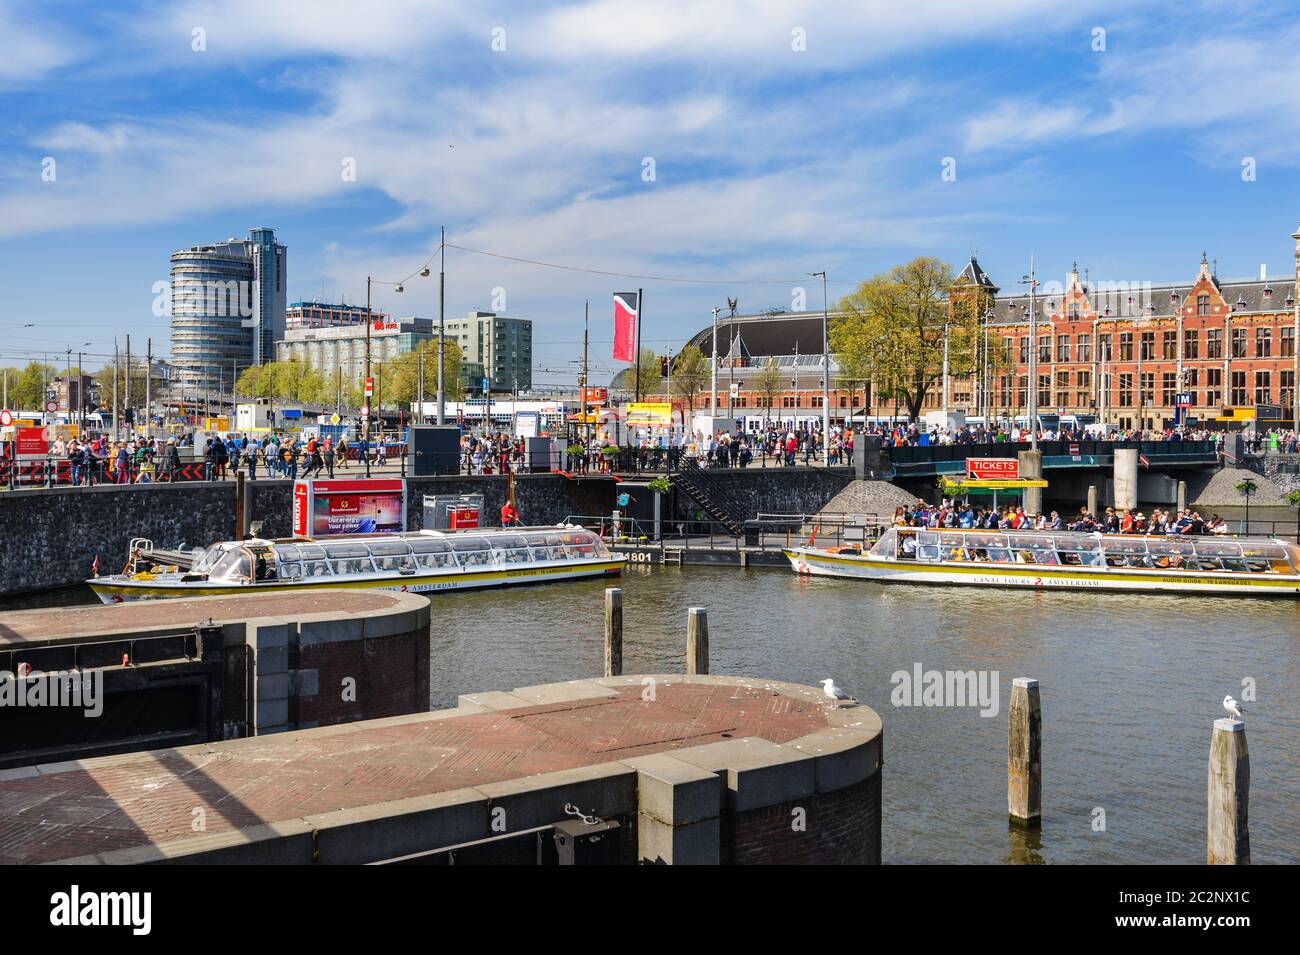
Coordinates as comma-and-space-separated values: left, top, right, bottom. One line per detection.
298, 544, 327, 561
915, 530, 941, 561
373, 553, 417, 572
1148, 539, 1196, 556
368, 541, 412, 557
1195, 541, 1243, 558
302, 559, 332, 578
414, 549, 458, 570
325, 544, 369, 559
210, 548, 252, 583
498, 547, 532, 564
562, 531, 598, 558
868, 528, 897, 558
984, 547, 1013, 563
939, 532, 966, 547
410, 538, 451, 554
274, 544, 301, 562
448, 536, 492, 552
278, 561, 303, 581
1240, 543, 1287, 560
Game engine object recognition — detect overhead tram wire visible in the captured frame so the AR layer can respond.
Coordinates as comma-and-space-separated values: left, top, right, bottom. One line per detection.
442, 243, 857, 288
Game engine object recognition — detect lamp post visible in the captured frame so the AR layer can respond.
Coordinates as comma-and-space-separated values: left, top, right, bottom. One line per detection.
710, 306, 720, 418
809, 271, 830, 461
1020, 260, 1038, 450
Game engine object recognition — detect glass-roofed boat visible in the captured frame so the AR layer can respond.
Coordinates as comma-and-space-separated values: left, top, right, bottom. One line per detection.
784, 527, 1300, 597
87, 526, 624, 603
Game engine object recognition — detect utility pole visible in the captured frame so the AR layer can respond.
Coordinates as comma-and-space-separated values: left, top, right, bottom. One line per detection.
1022, 259, 1038, 451
146, 338, 152, 440
710, 306, 720, 417
363, 275, 372, 441
113, 339, 119, 440
583, 301, 591, 451
437, 226, 446, 425
124, 334, 131, 432
810, 271, 830, 454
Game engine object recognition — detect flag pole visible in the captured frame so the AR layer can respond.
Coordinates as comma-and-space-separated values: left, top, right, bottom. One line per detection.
635, 287, 643, 403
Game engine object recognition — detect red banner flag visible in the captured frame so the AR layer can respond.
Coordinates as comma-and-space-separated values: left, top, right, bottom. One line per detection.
613, 292, 639, 362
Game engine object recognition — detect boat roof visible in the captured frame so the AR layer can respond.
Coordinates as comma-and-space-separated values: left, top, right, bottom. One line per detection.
228, 525, 594, 547
887, 526, 1291, 547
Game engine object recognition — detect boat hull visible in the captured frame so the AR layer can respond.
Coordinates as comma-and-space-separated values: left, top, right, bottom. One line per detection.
89, 559, 625, 604
784, 548, 1300, 597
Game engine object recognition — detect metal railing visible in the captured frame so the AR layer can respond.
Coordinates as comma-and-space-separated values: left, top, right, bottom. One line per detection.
567, 513, 884, 554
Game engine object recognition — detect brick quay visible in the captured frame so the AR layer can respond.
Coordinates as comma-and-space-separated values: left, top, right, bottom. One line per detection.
0, 675, 882, 865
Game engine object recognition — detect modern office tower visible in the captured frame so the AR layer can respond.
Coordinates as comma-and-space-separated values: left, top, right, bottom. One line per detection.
169, 228, 286, 392
441, 311, 533, 392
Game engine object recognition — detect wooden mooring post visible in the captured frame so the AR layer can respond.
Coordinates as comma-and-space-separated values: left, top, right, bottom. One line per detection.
686, 607, 709, 675
235, 470, 247, 540
1007, 677, 1041, 828
603, 587, 623, 677
1207, 718, 1250, 864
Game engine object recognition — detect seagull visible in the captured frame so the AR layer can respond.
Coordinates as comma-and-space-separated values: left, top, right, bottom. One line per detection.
822, 678, 852, 706
1222, 695, 1246, 720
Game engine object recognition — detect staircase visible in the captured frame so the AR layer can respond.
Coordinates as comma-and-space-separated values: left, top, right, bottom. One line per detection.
671, 456, 746, 535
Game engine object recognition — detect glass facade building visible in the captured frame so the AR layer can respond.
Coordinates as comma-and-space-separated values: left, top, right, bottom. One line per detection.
169, 228, 286, 393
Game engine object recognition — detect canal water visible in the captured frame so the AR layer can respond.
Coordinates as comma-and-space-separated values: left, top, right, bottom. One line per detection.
9, 566, 1297, 864
431, 563, 1298, 865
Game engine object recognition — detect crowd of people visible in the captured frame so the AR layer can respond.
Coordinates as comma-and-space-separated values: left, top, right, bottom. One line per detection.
872, 421, 1224, 448
892, 499, 1231, 536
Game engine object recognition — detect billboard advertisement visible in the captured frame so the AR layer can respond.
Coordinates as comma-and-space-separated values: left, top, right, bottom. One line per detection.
626, 402, 673, 426
292, 479, 407, 538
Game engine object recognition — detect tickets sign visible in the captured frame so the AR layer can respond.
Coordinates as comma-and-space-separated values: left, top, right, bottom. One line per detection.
966, 457, 1019, 480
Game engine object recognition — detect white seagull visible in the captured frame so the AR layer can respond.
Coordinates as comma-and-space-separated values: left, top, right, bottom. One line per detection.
822, 679, 853, 705
1222, 695, 1246, 720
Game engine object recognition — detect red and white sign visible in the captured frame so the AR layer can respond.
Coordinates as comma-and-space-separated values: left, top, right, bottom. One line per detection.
292, 482, 310, 537
364, 377, 374, 397
967, 458, 1019, 480
1068, 443, 1080, 456
448, 506, 479, 530
0, 409, 13, 427
16, 427, 48, 456
361, 404, 370, 418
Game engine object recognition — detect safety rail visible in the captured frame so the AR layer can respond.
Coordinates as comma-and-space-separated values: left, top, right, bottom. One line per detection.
567, 513, 884, 554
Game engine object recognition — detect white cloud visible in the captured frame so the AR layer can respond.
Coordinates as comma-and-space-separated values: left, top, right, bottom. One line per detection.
0, 2, 79, 83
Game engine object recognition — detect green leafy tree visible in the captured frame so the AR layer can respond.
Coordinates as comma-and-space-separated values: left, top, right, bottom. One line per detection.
832, 256, 989, 422
670, 345, 710, 415
630, 347, 663, 400
1, 362, 57, 410
1235, 478, 1258, 533
753, 356, 784, 422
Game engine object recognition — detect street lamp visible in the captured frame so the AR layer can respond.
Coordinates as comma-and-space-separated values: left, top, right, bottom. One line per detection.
1019, 260, 1038, 450
809, 271, 830, 459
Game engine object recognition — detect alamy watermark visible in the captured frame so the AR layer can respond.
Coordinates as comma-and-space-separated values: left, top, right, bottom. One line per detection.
1, 668, 103, 717
890, 663, 999, 717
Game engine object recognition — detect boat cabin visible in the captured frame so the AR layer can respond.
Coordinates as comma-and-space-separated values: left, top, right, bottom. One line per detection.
868, 527, 1299, 574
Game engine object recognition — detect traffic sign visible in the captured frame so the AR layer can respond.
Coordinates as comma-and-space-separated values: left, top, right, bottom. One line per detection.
364, 377, 374, 397
361, 405, 370, 418
0, 409, 12, 427
44, 400, 58, 413
330, 413, 341, 425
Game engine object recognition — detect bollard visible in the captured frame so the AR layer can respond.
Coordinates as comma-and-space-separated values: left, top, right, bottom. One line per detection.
1207, 718, 1250, 864
603, 587, 623, 678
686, 607, 709, 675
1008, 677, 1041, 828
1087, 484, 1098, 516
1177, 479, 1187, 513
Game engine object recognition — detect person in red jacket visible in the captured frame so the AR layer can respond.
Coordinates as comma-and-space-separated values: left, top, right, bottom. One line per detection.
500, 500, 520, 527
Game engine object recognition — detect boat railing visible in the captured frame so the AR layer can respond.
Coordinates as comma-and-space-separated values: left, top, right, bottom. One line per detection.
565, 513, 882, 555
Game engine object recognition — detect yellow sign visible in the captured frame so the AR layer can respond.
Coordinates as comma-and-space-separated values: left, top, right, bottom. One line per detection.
946, 479, 1049, 490
626, 402, 672, 425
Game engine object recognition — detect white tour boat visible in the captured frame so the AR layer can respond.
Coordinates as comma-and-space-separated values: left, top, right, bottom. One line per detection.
785, 526, 1300, 597
88, 525, 624, 603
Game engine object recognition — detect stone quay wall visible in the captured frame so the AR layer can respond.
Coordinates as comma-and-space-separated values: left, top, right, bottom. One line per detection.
669, 466, 855, 523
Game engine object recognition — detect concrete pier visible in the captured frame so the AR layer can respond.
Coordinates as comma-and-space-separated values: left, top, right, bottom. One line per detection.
1114, 448, 1139, 511
1207, 718, 1250, 864
1018, 450, 1043, 515
0, 591, 431, 769
0, 675, 884, 865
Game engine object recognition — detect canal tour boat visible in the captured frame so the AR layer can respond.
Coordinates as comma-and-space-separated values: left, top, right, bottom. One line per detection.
87, 526, 625, 603
784, 527, 1300, 597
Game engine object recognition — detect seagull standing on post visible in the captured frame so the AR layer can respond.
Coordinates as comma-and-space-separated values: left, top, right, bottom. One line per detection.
822, 678, 852, 706
1222, 695, 1246, 720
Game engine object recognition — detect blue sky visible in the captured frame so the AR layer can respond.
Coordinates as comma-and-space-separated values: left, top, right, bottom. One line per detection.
2, 0, 1299, 387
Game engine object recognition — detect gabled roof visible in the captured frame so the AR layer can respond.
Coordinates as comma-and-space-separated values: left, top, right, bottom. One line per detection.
956, 256, 999, 292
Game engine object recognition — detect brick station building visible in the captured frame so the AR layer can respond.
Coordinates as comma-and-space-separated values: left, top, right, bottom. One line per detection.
635, 225, 1300, 429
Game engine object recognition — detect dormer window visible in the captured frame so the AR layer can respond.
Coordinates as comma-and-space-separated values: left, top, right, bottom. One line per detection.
1263, 284, 1273, 298
1146, 303, 1156, 314
1103, 305, 1112, 316
1287, 294, 1296, 308
1236, 294, 1248, 310
1170, 291, 1180, 304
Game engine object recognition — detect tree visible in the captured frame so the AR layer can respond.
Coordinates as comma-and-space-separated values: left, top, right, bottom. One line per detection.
630, 347, 663, 401
387, 339, 465, 406
1, 362, 57, 410
93, 358, 156, 412
1286, 489, 1300, 544
831, 256, 988, 422
671, 345, 709, 415
753, 356, 784, 423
